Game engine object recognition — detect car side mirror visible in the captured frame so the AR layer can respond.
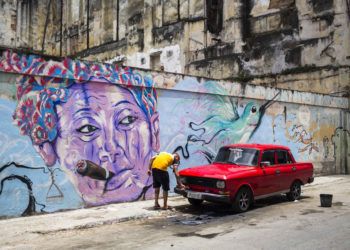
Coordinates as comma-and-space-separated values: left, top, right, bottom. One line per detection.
261, 161, 271, 167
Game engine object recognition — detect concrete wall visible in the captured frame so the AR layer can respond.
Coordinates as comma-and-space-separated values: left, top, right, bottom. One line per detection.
0, 51, 348, 217
0, 0, 349, 97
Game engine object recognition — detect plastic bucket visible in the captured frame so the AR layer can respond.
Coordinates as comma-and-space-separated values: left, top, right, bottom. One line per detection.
320, 194, 333, 207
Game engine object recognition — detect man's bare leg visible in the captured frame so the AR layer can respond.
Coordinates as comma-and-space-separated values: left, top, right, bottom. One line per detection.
154, 188, 161, 208
163, 191, 168, 209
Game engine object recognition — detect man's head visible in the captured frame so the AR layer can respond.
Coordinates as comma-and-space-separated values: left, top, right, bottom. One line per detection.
173, 153, 180, 165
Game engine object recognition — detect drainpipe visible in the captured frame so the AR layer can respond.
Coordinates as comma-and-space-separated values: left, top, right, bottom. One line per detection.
87, 0, 90, 49
60, 0, 63, 56
15, 0, 20, 48
116, 0, 119, 41
41, 0, 52, 54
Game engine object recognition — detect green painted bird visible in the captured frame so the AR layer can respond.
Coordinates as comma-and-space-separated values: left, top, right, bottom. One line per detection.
185, 82, 280, 162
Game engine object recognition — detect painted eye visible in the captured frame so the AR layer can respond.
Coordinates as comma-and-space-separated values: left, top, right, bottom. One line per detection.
77, 124, 98, 134
251, 106, 257, 113
119, 116, 137, 125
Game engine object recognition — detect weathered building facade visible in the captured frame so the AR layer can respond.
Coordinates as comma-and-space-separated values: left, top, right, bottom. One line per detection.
0, 1, 349, 218
0, 0, 349, 96
0, 51, 348, 217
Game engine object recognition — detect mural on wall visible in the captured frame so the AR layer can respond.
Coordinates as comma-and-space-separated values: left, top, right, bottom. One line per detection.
323, 136, 330, 159
170, 81, 281, 163
0, 97, 83, 217
268, 108, 331, 162
0, 51, 159, 211
0, 162, 46, 216
0, 51, 346, 217
331, 127, 350, 174
289, 124, 319, 154
158, 79, 340, 173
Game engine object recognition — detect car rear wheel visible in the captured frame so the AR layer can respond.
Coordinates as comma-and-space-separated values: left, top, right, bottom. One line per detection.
287, 181, 301, 201
233, 187, 252, 213
188, 198, 203, 207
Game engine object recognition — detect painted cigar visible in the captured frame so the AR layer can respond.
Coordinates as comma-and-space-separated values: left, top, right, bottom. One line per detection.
76, 160, 115, 181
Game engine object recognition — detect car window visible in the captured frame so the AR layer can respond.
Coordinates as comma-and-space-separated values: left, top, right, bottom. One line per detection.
261, 150, 275, 166
214, 147, 259, 166
276, 150, 292, 164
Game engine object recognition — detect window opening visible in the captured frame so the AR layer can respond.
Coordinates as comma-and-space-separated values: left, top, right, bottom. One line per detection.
206, 0, 223, 34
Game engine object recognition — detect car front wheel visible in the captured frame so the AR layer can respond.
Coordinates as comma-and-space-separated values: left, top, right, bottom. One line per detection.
233, 187, 252, 213
287, 181, 301, 201
188, 198, 203, 207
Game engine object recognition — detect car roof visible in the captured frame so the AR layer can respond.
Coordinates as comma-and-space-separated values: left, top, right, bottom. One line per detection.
223, 143, 290, 151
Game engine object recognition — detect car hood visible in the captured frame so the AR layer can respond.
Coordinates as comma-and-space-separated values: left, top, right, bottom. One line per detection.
179, 163, 254, 180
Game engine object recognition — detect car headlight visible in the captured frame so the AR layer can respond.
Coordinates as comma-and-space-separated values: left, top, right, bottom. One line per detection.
180, 177, 187, 184
216, 180, 225, 189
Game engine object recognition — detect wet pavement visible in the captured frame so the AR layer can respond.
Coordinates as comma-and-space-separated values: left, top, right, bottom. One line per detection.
1, 175, 350, 249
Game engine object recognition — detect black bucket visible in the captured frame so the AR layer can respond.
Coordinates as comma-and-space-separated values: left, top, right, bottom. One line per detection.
320, 194, 333, 207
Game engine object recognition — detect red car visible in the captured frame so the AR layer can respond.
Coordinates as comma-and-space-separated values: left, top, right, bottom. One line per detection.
175, 144, 314, 213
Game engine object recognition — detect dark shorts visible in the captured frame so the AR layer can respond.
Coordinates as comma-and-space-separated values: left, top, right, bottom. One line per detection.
152, 168, 170, 191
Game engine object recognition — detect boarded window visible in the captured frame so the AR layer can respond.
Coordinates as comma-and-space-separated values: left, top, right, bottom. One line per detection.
206, 0, 223, 34
311, 0, 333, 13
269, 0, 295, 9
163, 0, 179, 24
150, 52, 161, 71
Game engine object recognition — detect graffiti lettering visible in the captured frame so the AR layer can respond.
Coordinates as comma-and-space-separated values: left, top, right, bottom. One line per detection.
290, 125, 319, 154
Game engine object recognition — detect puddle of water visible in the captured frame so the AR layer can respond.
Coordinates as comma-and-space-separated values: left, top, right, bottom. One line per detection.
174, 232, 219, 239
173, 214, 213, 226
332, 202, 343, 206
300, 209, 324, 215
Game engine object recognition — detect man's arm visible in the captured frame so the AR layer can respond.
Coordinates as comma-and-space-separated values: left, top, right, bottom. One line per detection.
171, 163, 178, 173
172, 163, 185, 188
148, 156, 155, 175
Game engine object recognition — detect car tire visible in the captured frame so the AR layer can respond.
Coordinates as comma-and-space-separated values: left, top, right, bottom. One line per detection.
188, 198, 203, 207
232, 187, 252, 213
287, 181, 301, 201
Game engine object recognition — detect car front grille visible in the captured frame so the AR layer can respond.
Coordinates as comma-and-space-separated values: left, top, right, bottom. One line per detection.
185, 177, 217, 188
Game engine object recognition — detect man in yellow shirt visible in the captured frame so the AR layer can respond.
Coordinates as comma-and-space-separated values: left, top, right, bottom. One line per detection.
148, 152, 182, 210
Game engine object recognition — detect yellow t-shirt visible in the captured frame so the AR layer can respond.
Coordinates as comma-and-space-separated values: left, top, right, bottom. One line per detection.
151, 152, 174, 171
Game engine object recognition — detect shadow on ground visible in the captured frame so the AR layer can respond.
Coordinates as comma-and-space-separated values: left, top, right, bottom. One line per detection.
166, 195, 311, 226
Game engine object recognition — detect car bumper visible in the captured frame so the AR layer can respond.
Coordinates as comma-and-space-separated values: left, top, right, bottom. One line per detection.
174, 187, 231, 203
308, 177, 314, 183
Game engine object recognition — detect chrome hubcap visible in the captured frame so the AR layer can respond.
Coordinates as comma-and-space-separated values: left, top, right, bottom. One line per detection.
292, 184, 300, 199
239, 192, 249, 210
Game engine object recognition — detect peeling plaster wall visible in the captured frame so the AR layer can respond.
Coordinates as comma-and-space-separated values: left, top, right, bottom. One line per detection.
107, 44, 182, 73
0, 0, 42, 51
0, 1, 17, 46
0, 0, 349, 96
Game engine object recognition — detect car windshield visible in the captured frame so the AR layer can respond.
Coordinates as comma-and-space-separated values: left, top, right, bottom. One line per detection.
214, 147, 259, 166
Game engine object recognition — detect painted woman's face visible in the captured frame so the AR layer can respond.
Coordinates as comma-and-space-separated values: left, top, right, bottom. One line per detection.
53, 81, 157, 204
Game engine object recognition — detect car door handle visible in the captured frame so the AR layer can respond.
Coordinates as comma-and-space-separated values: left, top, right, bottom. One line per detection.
292, 167, 297, 171
275, 169, 280, 174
